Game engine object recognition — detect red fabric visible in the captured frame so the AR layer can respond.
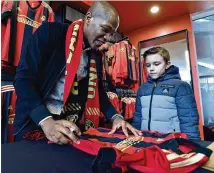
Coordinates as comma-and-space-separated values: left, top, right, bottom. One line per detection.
31, 128, 210, 173
107, 92, 120, 113
120, 97, 136, 119
102, 41, 139, 89
64, 20, 83, 103
1, 84, 17, 143
1, 1, 55, 67
64, 20, 100, 129
67, 128, 188, 155
82, 56, 101, 129
7, 90, 16, 142
23, 130, 47, 141
68, 128, 210, 173
115, 146, 209, 173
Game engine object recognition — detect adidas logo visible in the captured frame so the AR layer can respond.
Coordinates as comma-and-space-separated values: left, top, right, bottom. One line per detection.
163, 88, 169, 95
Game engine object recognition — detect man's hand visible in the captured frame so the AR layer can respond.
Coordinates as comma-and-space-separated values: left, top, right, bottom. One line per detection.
40, 118, 81, 145
108, 117, 142, 137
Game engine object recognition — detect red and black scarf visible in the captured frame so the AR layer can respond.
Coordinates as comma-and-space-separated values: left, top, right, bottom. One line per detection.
64, 20, 100, 130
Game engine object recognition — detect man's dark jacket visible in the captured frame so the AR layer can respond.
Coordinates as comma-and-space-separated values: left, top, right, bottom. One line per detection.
14, 22, 117, 136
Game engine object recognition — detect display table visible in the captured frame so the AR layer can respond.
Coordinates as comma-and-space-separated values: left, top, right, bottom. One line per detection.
2, 140, 95, 173
2, 140, 213, 173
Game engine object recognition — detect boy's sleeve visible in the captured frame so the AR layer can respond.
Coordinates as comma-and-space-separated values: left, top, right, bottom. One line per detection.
175, 82, 201, 140
132, 89, 142, 130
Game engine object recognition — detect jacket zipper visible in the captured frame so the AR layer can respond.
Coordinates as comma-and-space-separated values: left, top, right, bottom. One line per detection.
148, 82, 156, 131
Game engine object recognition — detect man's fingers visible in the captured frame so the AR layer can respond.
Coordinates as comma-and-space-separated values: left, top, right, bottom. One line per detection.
56, 125, 77, 144
108, 125, 117, 135
67, 132, 80, 144
58, 135, 69, 144
52, 130, 68, 144
60, 120, 81, 136
136, 130, 142, 136
127, 124, 140, 137
122, 123, 129, 137
50, 135, 59, 144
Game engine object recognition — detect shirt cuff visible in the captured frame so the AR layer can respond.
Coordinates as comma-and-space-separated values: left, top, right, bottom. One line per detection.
111, 114, 124, 122
38, 116, 53, 126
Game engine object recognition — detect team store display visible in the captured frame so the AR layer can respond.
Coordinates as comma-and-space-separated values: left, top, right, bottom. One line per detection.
1, 2, 213, 172
1, 0, 55, 143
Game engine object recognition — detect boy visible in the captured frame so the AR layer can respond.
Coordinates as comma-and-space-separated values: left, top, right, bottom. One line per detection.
132, 46, 200, 140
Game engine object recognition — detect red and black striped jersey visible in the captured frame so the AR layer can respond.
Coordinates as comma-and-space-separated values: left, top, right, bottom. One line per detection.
1, 83, 17, 143
1, 1, 55, 68
24, 127, 212, 172
69, 128, 212, 173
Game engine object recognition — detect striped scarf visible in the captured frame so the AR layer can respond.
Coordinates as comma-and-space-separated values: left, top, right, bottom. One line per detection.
64, 20, 100, 130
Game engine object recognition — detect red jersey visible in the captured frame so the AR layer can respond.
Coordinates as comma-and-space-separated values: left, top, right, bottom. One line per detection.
24, 128, 212, 173
69, 128, 212, 173
1, 1, 55, 68
1, 83, 17, 143
107, 92, 120, 113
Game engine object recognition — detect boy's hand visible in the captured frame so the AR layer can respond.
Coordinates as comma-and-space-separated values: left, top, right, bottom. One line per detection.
108, 117, 142, 137
40, 118, 81, 145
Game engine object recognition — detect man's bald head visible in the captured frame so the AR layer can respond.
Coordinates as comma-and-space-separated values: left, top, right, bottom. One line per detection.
88, 1, 119, 24
83, 1, 120, 49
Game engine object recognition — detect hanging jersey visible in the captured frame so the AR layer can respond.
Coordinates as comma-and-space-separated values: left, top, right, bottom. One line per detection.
121, 97, 135, 119
127, 45, 139, 82
107, 92, 120, 113
1, 82, 17, 143
1, 1, 55, 68
112, 42, 128, 81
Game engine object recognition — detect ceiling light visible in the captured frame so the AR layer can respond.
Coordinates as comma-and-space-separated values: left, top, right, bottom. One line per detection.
150, 6, 159, 14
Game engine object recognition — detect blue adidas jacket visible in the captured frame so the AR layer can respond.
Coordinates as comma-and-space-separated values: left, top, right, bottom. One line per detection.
132, 65, 200, 140
14, 22, 117, 135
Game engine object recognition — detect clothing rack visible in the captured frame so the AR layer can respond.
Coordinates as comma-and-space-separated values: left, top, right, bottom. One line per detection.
116, 88, 137, 98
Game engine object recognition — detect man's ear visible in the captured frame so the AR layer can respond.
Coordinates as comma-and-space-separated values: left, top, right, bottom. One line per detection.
166, 61, 171, 69
85, 12, 92, 25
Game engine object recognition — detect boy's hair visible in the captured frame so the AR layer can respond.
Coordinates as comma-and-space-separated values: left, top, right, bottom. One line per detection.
143, 47, 170, 63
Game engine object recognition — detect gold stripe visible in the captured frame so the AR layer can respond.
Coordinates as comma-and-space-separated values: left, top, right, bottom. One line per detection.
86, 109, 91, 115
1, 85, 14, 89
17, 14, 41, 25
90, 108, 96, 115
170, 153, 205, 169
94, 108, 99, 115
166, 152, 195, 161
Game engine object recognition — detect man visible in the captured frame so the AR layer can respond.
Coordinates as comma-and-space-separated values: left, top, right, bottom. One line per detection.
14, 1, 141, 145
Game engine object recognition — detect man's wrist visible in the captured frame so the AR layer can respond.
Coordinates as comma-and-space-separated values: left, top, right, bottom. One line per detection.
39, 116, 53, 126
111, 114, 124, 122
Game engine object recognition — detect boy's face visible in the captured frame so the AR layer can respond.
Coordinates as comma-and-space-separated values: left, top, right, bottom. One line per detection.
145, 54, 171, 80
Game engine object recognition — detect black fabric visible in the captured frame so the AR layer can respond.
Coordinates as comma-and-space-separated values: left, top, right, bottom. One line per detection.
92, 148, 121, 173
2, 141, 95, 173
2, 140, 213, 173
203, 125, 214, 141
8, 1, 19, 66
